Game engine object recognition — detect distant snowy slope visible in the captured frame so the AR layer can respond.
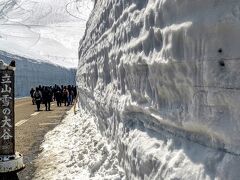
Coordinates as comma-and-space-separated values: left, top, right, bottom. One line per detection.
0, 0, 93, 68
77, 0, 240, 179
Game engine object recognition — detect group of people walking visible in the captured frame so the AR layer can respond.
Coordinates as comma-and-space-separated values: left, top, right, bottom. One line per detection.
30, 85, 77, 111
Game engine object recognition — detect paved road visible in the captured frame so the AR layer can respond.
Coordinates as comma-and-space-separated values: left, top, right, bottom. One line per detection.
0, 98, 72, 180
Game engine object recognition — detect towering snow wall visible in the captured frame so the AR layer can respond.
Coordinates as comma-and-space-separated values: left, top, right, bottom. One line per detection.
0, 51, 75, 97
77, 0, 240, 179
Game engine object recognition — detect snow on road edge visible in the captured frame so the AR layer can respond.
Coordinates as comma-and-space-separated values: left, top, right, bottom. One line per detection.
33, 108, 125, 180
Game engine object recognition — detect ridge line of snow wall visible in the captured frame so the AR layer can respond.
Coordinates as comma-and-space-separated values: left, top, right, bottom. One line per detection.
77, 0, 240, 179
0, 50, 76, 97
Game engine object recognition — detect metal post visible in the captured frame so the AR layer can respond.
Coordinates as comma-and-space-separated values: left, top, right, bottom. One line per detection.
0, 60, 24, 173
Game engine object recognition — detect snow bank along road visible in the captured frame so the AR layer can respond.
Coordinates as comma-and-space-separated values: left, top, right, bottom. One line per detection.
77, 0, 240, 179
32, 107, 125, 179
0, 98, 72, 180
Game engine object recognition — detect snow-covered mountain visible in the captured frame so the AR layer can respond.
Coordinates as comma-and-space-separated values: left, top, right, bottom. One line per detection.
0, 0, 93, 96
77, 0, 240, 179
0, 0, 93, 68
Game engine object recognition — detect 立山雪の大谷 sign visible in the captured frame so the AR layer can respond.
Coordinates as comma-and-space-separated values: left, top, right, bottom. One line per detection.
0, 69, 15, 155
0, 61, 24, 173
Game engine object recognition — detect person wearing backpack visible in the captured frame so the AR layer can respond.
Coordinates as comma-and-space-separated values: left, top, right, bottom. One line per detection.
34, 87, 42, 111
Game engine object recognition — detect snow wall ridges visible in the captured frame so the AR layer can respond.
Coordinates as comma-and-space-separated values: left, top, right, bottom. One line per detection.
77, 0, 240, 179
0, 51, 76, 97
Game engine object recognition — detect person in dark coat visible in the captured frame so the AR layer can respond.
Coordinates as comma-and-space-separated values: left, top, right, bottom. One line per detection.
55, 89, 62, 107
33, 88, 42, 111
30, 88, 35, 105
44, 87, 52, 111
41, 86, 47, 105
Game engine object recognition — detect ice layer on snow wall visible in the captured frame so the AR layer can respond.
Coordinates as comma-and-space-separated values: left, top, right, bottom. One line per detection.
77, 0, 240, 177
0, 51, 76, 97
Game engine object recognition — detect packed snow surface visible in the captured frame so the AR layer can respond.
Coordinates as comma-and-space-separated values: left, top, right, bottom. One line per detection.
0, 0, 93, 68
33, 108, 125, 180
77, 0, 240, 179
